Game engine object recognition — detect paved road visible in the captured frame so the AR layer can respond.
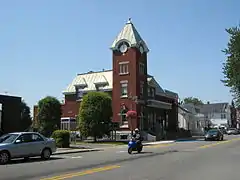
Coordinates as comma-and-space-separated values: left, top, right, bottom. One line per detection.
1, 135, 240, 180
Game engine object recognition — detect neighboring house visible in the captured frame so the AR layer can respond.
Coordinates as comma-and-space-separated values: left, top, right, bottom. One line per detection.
230, 105, 237, 128
198, 103, 231, 128
60, 18, 179, 140
179, 104, 205, 136
0, 94, 22, 134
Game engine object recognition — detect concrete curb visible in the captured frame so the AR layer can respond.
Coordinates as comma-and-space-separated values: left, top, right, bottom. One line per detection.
54, 148, 101, 155
175, 137, 204, 142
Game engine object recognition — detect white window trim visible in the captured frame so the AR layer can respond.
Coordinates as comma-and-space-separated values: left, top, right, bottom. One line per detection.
119, 62, 129, 75
119, 61, 129, 64
120, 81, 128, 98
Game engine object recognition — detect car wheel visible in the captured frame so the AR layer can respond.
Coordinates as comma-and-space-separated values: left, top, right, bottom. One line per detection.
0, 151, 10, 165
41, 148, 51, 160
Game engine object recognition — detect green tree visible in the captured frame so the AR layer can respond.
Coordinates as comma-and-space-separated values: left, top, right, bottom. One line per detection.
37, 96, 62, 137
222, 26, 240, 106
20, 100, 32, 131
183, 97, 204, 105
78, 91, 112, 142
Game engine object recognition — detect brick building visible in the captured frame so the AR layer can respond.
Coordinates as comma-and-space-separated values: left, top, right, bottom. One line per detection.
61, 19, 179, 139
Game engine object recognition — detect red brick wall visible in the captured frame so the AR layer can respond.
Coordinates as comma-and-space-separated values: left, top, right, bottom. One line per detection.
62, 94, 80, 118
112, 48, 147, 123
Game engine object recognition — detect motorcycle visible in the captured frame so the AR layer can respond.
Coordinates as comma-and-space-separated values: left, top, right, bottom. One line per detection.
128, 138, 143, 154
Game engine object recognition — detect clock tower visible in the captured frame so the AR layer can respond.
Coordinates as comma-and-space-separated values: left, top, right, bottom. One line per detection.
110, 18, 149, 130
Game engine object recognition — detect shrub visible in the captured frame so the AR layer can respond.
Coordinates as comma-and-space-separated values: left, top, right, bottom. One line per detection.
51, 130, 70, 148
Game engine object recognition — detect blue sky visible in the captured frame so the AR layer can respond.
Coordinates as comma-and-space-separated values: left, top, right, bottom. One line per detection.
0, 0, 239, 109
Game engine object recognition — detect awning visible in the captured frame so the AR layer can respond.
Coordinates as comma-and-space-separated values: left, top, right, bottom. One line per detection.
147, 99, 172, 110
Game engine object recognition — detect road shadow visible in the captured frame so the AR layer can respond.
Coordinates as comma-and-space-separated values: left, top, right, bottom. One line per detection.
7, 157, 63, 165
131, 150, 178, 156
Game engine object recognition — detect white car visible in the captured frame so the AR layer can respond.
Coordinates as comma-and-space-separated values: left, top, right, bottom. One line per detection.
0, 132, 56, 164
226, 128, 238, 135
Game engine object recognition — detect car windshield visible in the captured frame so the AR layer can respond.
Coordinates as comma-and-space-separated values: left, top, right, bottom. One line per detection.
0, 134, 19, 143
208, 130, 218, 135
0, 134, 11, 143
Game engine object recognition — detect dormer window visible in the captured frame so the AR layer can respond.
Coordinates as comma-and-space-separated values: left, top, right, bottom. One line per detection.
95, 83, 107, 91
148, 87, 155, 98
94, 75, 108, 91
151, 88, 155, 97
76, 87, 85, 99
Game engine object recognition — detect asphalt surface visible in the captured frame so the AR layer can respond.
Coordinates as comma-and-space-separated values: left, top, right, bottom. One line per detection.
1, 135, 240, 180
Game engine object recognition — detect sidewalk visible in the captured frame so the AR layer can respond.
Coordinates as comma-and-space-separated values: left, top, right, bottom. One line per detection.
54, 137, 203, 155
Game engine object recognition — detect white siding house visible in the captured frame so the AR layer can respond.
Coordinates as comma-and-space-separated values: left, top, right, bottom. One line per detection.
199, 103, 231, 128
178, 105, 204, 136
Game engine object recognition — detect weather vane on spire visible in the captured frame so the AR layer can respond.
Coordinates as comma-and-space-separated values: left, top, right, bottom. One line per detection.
127, 18, 132, 24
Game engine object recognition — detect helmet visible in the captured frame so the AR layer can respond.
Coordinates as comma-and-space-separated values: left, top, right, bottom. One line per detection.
134, 128, 139, 132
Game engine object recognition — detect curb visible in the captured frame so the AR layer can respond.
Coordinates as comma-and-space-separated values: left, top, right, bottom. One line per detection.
175, 137, 204, 142
54, 148, 101, 155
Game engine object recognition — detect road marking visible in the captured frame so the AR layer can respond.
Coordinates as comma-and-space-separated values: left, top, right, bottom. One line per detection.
198, 138, 240, 149
116, 150, 127, 153
145, 143, 173, 148
70, 156, 83, 159
53, 155, 82, 159
40, 165, 120, 180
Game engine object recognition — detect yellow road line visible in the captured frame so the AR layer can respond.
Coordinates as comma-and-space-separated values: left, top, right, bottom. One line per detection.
40, 165, 120, 180
198, 138, 240, 149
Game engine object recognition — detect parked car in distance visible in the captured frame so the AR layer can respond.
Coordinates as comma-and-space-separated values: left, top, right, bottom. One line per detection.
218, 127, 227, 134
226, 128, 238, 135
0, 132, 56, 164
205, 129, 224, 141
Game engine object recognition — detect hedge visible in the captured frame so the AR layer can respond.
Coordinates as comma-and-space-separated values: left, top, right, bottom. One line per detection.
51, 130, 70, 148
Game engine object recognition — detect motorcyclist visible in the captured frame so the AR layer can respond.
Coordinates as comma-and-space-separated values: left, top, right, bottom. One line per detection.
132, 128, 142, 146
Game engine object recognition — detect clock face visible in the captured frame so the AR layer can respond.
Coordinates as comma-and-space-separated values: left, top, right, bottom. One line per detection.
119, 43, 128, 53
140, 46, 144, 54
